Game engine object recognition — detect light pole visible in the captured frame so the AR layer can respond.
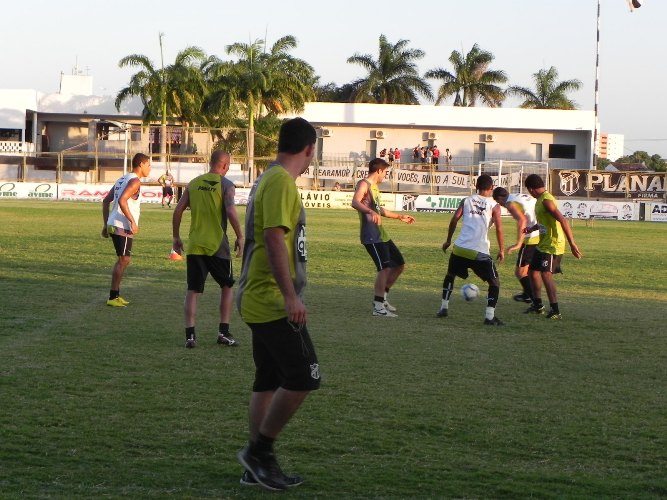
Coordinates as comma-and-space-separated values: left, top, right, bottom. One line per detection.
593, 0, 601, 169
103, 120, 130, 175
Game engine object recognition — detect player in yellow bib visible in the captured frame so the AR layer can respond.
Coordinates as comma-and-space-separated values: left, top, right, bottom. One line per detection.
172, 150, 243, 348
524, 174, 582, 319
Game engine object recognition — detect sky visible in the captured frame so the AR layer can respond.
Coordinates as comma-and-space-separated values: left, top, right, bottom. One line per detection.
2, 0, 665, 158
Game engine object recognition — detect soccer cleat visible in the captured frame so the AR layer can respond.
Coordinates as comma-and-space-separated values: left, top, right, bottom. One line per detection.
546, 310, 562, 320
237, 446, 288, 491
240, 469, 304, 488
383, 300, 397, 312
217, 333, 239, 347
524, 304, 546, 315
484, 317, 504, 326
117, 296, 130, 305
513, 293, 532, 303
185, 337, 197, 349
106, 297, 127, 307
436, 308, 449, 318
373, 305, 397, 317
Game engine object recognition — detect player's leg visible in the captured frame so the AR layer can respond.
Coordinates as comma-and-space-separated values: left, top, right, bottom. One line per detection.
475, 259, 503, 326
210, 257, 239, 345
107, 234, 132, 306
183, 255, 208, 347
526, 250, 546, 314
438, 253, 463, 317
383, 241, 406, 312
541, 254, 563, 319
365, 243, 396, 317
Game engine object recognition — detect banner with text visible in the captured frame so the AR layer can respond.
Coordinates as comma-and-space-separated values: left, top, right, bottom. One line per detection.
556, 199, 640, 221
552, 169, 666, 200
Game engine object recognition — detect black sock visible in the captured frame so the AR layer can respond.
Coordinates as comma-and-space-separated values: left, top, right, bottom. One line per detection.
374, 295, 384, 303
519, 277, 532, 299
219, 323, 229, 335
185, 327, 195, 341
534, 298, 543, 307
109, 290, 119, 300
550, 303, 559, 314
252, 432, 275, 455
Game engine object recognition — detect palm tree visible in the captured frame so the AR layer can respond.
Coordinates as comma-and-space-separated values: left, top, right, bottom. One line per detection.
205, 35, 316, 180
425, 43, 507, 107
116, 44, 206, 158
507, 66, 582, 109
347, 34, 433, 104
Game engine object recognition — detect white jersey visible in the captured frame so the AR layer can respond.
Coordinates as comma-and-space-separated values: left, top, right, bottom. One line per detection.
454, 194, 496, 255
507, 193, 539, 243
107, 173, 141, 232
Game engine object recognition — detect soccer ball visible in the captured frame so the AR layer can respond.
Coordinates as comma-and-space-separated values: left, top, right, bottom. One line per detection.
460, 283, 480, 302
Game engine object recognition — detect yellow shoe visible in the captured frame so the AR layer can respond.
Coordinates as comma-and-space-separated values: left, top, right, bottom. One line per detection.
117, 296, 130, 305
106, 297, 127, 307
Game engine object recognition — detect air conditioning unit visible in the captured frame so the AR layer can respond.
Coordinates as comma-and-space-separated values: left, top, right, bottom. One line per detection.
485, 134, 496, 142
427, 132, 438, 140
374, 130, 385, 139
320, 128, 332, 137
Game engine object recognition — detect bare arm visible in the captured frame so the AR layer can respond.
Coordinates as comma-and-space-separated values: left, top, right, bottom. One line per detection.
351, 181, 381, 225
505, 202, 526, 253
543, 199, 582, 259
224, 184, 244, 257
265, 226, 307, 325
492, 204, 505, 264
118, 178, 141, 234
442, 201, 464, 252
101, 189, 114, 238
171, 187, 190, 255
381, 207, 415, 224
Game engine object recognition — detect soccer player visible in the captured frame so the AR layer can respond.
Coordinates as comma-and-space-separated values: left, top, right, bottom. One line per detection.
492, 187, 540, 304
524, 174, 582, 319
101, 153, 151, 307
158, 170, 175, 207
437, 174, 505, 325
235, 118, 320, 491
351, 158, 415, 317
172, 150, 243, 348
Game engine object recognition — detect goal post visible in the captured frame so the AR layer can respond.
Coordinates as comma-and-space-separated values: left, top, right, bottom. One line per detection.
477, 160, 550, 194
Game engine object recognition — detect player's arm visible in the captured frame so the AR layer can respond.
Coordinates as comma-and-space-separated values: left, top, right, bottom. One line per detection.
118, 178, 141, 234
171, 187, 190, 255
505, 202, 526, 254
265, 226, 307, 325
224, 184, 244, 257
101, 189, 114, 238
351, 181, 381, 225
543, 199, 582, 259
492, 204, 505, 264
380, 207, 415, 224
443, 201, 464, 253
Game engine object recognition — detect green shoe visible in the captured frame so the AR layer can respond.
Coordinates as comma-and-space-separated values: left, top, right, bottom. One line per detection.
106, 297, 127, 307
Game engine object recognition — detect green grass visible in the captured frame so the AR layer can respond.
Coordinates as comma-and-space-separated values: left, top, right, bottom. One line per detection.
1, 200, 666, 499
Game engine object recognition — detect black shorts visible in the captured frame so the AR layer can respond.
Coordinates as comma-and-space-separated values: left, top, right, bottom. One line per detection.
364, 240, 405, 272
516, 244, 537, 268
162, 186, 174, 196
110, 233, 133, 257
447, 252, 498, 283
529, 250, 563, 274
248, 318, 321, 392
186, 254, 234, 293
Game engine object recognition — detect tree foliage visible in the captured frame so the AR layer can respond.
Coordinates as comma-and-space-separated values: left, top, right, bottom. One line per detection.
346, 35, 433, 104
507, 66, 581, 109
425, 43, 507, 107
614, 151, 666, 172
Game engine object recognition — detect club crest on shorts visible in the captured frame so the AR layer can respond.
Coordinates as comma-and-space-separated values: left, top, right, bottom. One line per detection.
310, 363, 320, 380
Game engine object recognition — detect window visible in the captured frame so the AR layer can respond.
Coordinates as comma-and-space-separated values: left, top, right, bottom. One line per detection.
0, 128, 22, 141
549, 144, 576, 159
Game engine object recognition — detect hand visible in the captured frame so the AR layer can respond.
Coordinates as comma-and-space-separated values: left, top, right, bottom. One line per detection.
400, 214, 415, 224
496, 250, 505, 264
285, 296, 307, 326
172, 238, 184, 255
442, 241, 451, 253
130, 221, 139, 235
234, 238, 244, 258
571, 244, 583, 259
101, 226, 109, 238
367, 212, 381, 224
506, 243, 521, 254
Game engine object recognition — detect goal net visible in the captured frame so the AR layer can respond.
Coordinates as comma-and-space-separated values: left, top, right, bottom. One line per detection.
478, 160, 550, 194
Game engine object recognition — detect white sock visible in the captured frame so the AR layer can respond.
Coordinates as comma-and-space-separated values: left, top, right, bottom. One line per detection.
441, 299, 449, 310
374, 300, 384, 309
485, 306, 495, 320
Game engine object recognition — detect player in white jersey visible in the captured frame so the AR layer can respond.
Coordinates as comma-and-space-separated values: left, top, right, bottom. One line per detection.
492, 187, 541, 304
437, 174, 505, 325
101, 153, 151, 307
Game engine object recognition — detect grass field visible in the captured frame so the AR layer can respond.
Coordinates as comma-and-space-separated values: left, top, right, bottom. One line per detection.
1, 200, 666, 499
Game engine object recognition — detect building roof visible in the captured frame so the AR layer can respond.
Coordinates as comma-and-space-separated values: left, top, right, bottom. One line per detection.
605, 162, 651, 172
